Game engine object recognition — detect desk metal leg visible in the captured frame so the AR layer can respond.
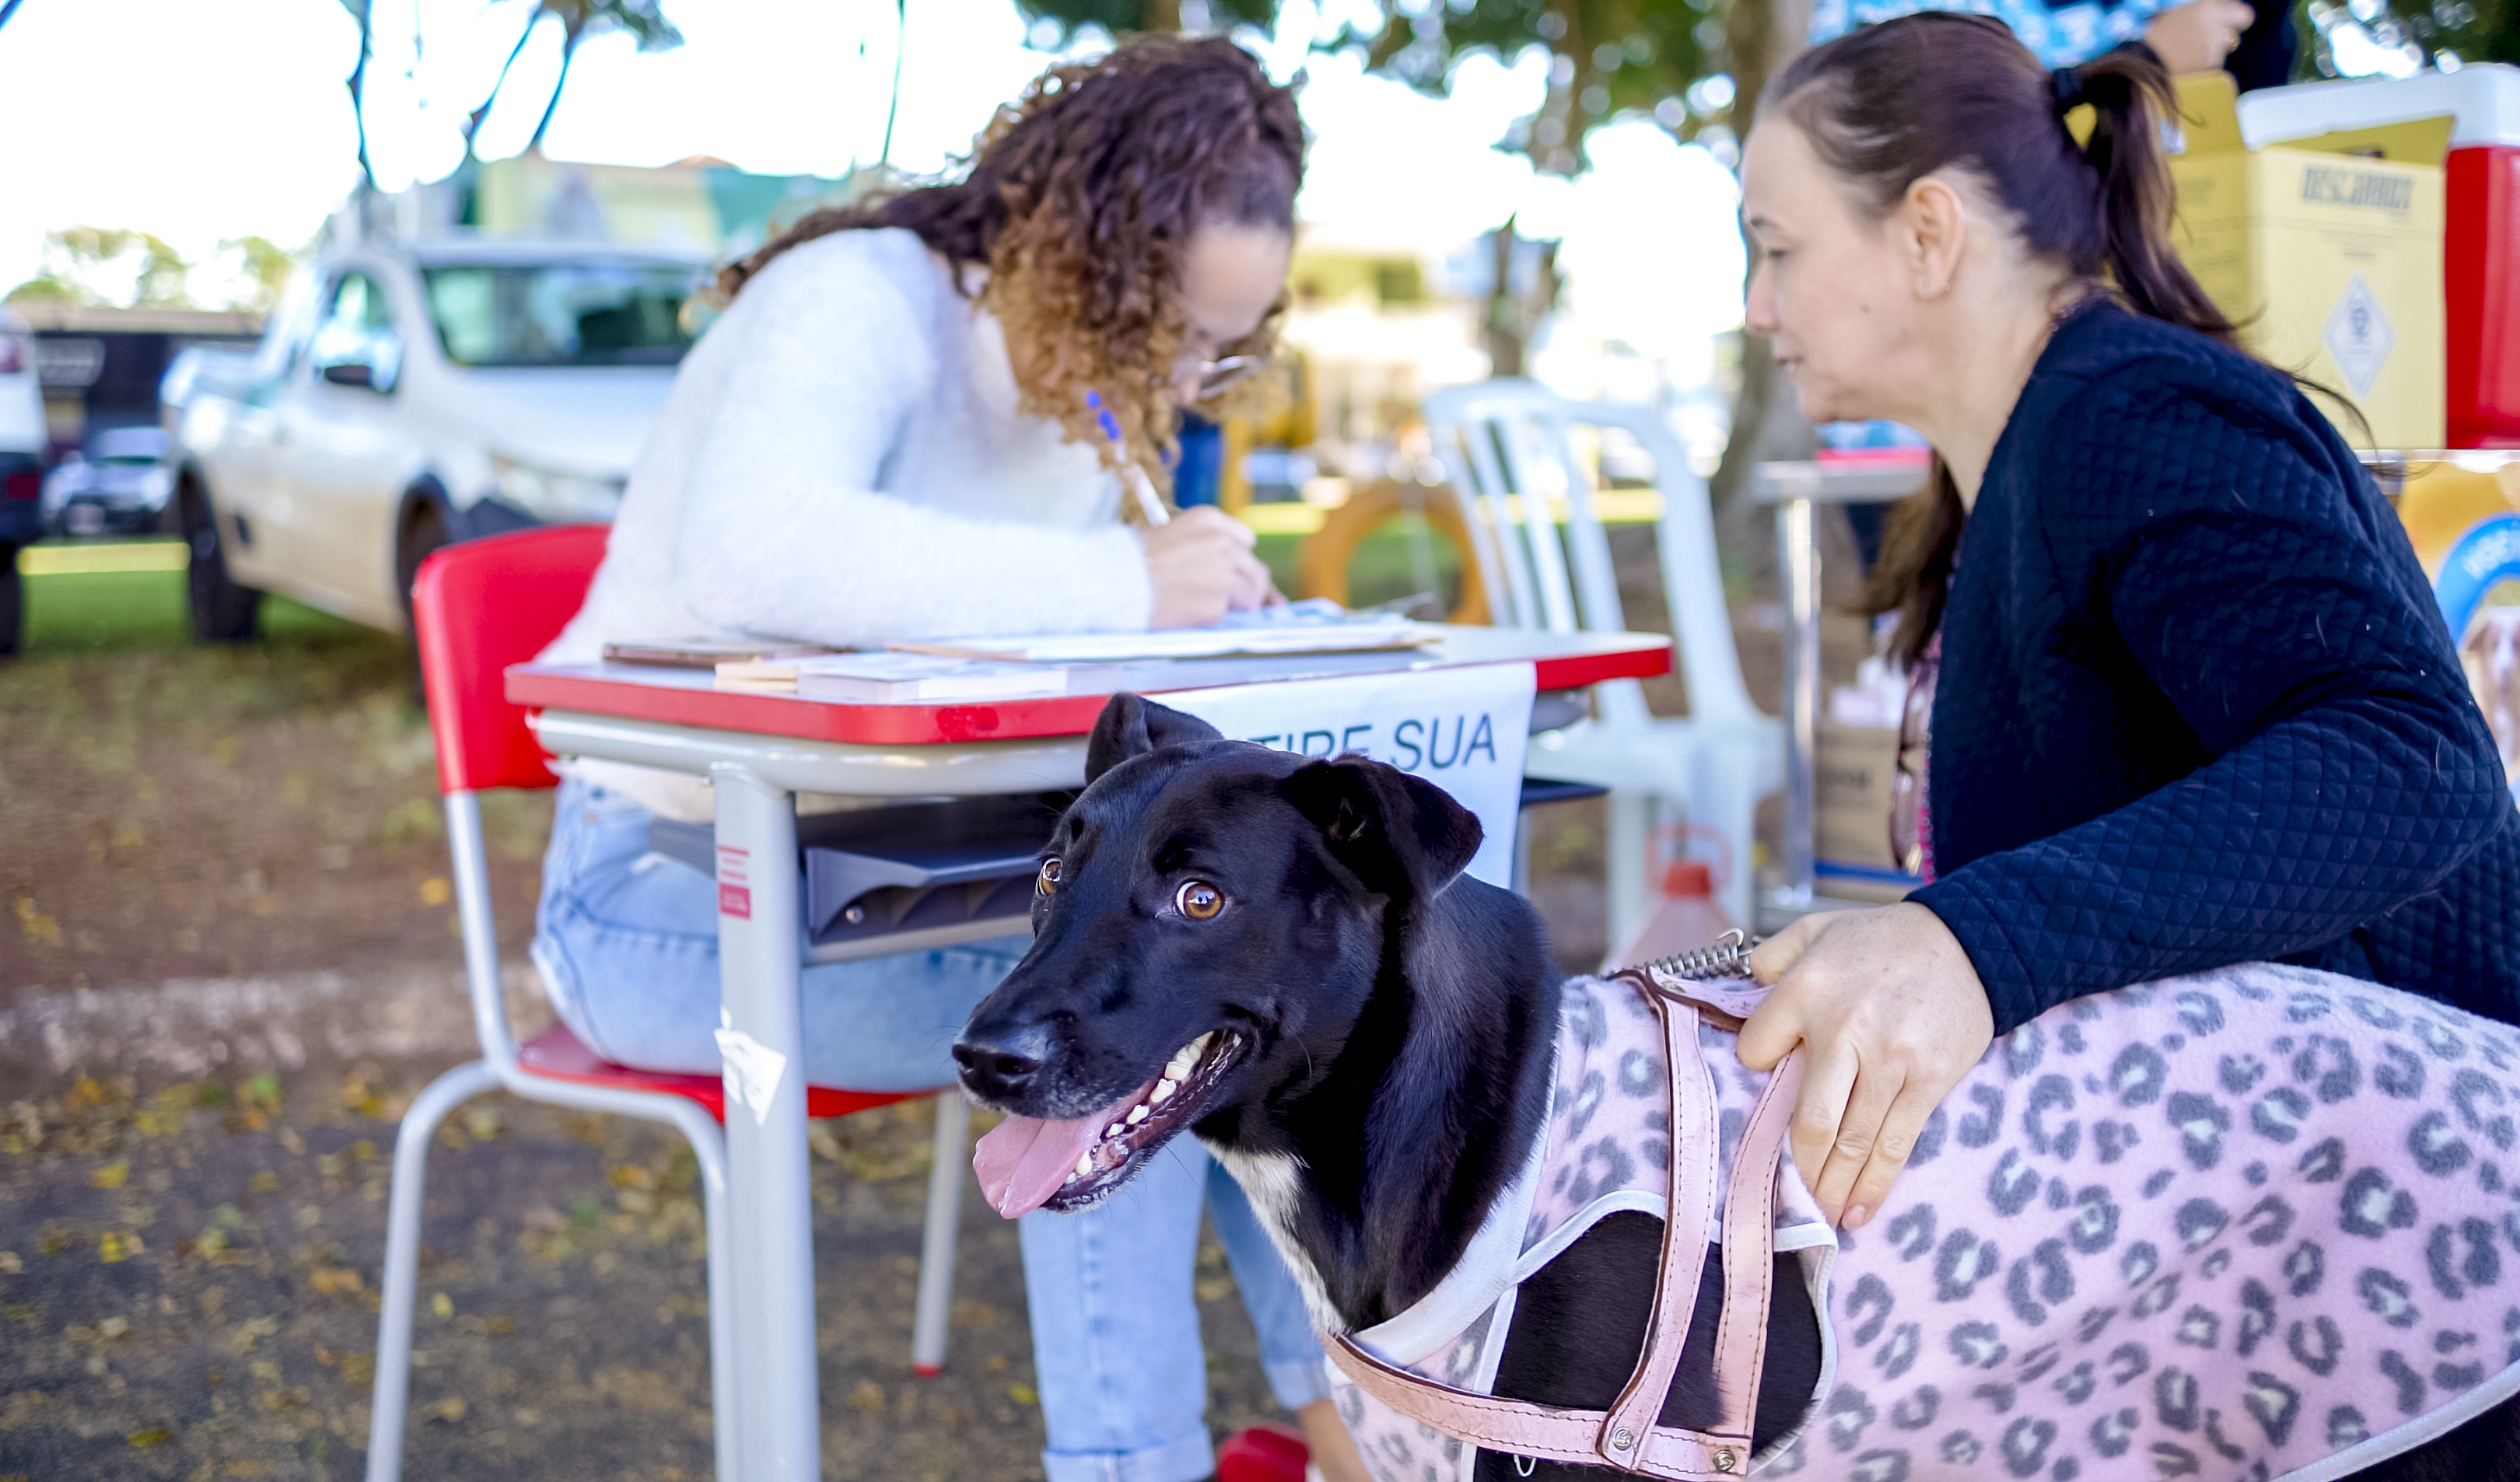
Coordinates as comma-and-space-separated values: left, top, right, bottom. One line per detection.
712, 765, 821, 1482
1774, 497, 1819, 914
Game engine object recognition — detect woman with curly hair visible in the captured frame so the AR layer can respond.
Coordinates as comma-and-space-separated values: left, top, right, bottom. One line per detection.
531, 35, 1367, 1482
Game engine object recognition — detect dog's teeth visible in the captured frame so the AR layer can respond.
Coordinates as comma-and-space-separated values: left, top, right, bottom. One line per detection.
1106, 1124, 1125, 1140
1166, 1047, 1199, 1078
1125, 1104, 1150, 1125
1152, 1078, 1178, 1104
1075, 1153, 1095, 1179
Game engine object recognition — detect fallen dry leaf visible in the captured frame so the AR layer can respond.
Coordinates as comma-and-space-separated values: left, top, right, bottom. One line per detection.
845, 1380, 885, 1414
423, 1395, 466, 1423
125, 1428, 171, 1448
13, 896, 62, 948
310, 1267, 363, 1298
431, 1292, 453, 1319
88, 1159, 128, 1190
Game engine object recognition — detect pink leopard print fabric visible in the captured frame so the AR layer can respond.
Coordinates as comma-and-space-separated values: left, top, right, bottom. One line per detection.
1330, 963, 2520, 1482
1332, 976, 1833, 1482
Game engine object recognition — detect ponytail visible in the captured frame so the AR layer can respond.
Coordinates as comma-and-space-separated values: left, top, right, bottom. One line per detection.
2063, 45, 2241, 348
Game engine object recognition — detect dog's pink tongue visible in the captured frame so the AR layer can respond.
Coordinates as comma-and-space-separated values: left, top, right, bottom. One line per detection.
974, 1113, 1104, 1219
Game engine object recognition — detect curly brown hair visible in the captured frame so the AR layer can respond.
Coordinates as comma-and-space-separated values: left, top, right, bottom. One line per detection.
718, 34, 1304, 512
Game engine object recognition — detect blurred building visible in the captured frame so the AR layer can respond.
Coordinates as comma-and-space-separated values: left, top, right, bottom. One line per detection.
16, 304, 262, 456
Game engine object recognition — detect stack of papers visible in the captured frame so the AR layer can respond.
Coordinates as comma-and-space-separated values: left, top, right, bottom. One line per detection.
898, 600, 1430, 665
716, 652, 1087, 703
605, 638, 831, 669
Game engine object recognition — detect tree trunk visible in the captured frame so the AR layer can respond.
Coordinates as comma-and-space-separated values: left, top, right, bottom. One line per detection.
1707, 0, 1816, 522
466, 11, 543, 158
347, 1, 376, 188
525, 25, 583, 156
1480, 222, 1559, 381
880, 0, 907, 164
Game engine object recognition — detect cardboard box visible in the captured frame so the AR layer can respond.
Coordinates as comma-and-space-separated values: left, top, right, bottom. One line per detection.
1816, 722, 1903, 873
2236, 66, 2520, 449
2167, 73, 2448, 450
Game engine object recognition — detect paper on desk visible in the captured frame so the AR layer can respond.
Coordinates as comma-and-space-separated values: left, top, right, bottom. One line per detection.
716, 651, 1077, 700
897, 600, 1432, 665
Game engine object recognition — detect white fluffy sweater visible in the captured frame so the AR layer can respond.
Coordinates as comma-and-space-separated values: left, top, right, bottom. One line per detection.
541, 228, 1154, 817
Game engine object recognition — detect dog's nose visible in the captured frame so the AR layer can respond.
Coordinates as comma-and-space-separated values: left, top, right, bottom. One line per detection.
953, 1024, 1052, 1098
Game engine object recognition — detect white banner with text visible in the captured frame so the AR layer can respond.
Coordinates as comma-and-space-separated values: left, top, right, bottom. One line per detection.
1162, 661, 1538, 888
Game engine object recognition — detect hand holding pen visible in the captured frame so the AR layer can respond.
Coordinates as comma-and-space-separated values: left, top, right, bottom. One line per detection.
1088, 389, 1280, 624
1087, 390, 1174, 528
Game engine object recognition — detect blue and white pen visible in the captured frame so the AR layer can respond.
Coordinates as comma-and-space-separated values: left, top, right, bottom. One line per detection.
1086, 390, 1171, 528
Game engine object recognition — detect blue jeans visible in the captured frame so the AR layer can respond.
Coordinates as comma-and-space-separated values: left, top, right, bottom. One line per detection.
532, 778, 1329, 1480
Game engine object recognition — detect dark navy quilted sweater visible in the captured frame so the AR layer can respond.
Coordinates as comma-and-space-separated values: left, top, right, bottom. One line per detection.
1909, 301, 2520, 1036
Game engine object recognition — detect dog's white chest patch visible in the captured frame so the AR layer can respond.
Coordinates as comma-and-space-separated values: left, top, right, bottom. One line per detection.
1206, 1141, 1349, 1335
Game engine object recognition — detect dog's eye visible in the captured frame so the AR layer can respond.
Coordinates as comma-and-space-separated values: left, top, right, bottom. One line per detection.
1174, 880, 1225, 921
1037, 858, 1062, 895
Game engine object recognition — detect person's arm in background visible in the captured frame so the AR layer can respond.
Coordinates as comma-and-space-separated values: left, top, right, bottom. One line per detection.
1912, 372, 2515, 1033
1806, 0, 2252, 82
2141, 0, 2255, 72
2219, 0, 2300, 92
670, 243, 1157, 648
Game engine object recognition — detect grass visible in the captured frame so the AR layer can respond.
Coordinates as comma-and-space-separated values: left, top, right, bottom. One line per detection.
20, 560, 373, 659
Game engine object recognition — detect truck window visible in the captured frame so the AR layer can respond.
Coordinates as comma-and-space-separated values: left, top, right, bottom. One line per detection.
310, 272, 403, 393
423, 262, 698, 368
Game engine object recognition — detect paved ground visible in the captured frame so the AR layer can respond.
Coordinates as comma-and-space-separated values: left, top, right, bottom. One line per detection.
0, 528, 1875, 1481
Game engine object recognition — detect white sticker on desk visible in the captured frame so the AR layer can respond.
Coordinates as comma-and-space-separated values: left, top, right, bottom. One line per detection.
1160, 661, 1537, 888
716, 1014, 789, 1127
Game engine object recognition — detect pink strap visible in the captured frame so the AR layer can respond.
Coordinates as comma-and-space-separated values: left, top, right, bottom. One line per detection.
1328, 978, 1810, 1480
1628, 964, 1774, 1035
1595, 999, 1722, 1465
1713, 1048, 1802, 1443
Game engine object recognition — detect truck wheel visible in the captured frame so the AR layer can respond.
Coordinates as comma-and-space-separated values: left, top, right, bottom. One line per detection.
396, 500, 451, 703
396, 499, 450, 624
0, 547, 22, 657
183, 488, 262, 643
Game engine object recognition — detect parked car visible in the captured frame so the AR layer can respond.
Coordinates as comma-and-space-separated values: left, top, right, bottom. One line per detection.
42, 425, 175, 537
168, 239, 705, 640
159, 344, 257, 436
0, 308, 44, 655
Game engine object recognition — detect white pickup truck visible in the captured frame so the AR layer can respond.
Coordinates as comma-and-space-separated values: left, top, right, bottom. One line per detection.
170, 239, 707, 639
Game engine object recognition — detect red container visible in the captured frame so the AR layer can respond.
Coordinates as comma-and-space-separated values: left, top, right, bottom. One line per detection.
2449, 143, 2520, 448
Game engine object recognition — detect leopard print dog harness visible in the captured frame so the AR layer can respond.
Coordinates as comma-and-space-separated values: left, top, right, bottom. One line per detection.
1326, 963, 2520, 1482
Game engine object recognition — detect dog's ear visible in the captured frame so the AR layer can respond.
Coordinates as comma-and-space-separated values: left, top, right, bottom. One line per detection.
1085, 694, 1224, 785
1281, 757, 1483, 899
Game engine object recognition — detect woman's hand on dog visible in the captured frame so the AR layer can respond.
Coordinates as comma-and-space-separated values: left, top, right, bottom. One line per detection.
1143, 506, 1282, 627
1736, 904, 1993, 1233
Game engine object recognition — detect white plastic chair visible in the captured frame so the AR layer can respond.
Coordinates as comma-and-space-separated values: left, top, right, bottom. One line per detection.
1423, 380, 1783, 930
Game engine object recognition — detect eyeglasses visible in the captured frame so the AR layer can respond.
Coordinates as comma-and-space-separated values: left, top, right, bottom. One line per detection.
1887, 643, 1939, 879
1171, 352, 1266, 401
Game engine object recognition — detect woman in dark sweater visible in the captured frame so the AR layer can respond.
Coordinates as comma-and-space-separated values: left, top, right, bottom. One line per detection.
1729, 14, 2520, 1233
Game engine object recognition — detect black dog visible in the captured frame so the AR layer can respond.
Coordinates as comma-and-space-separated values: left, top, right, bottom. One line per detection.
954, 694, 2517, 1481
956, 694, 1819, 1477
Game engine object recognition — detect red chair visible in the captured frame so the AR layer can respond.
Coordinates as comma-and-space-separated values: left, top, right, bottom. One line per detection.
366, 525, 971, 1482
